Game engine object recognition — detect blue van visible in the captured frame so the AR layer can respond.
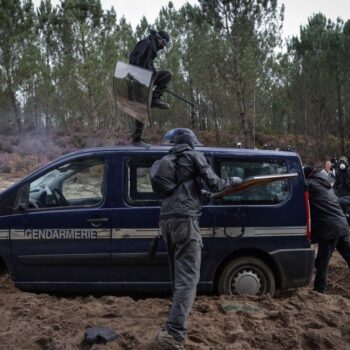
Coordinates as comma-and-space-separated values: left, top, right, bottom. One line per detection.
0, 146, 314, 296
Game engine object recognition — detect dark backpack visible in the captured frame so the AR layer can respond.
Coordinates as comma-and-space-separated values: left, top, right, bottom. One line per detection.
149, 154, 179, 195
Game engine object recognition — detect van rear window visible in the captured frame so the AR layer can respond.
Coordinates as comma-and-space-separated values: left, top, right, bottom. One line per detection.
125, 157, 162, 206
216, 158, 290, 205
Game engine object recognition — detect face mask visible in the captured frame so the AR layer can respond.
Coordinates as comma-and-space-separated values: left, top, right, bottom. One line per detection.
340, 163, 346, 170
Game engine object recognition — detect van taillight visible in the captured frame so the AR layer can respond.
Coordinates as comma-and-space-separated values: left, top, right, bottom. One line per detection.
304, 191, 311, 240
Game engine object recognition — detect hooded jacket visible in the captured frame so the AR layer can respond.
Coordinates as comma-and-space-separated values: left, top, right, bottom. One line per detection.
160, 144, 237, 218
335, 156, 350, 197
307, 172, 349, 243
129, 35, 161, 74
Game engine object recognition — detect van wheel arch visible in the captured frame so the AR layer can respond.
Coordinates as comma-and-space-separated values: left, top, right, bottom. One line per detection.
0, 257, 8, 276
215, 252, 279, 296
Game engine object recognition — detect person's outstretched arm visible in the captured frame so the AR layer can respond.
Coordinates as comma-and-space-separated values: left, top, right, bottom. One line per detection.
194, 152, 242, 192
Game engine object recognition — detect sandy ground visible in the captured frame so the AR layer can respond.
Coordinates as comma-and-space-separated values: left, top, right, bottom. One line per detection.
2, 177, 350, 349
0, 253, 349, 350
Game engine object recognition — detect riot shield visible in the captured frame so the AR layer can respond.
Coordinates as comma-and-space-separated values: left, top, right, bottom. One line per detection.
113, 61, 153, 126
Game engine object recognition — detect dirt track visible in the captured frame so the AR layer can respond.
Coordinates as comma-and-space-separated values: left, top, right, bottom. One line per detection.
0, 253, 349, 350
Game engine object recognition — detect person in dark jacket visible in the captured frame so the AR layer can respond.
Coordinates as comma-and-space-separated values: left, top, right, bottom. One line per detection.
156, 129, 242, 349
304, 166, 349, 293
334, 156, 350, 197
129, 29, 172, 146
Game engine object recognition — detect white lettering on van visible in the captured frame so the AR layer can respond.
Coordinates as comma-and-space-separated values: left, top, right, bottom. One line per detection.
21, 229, 102, 239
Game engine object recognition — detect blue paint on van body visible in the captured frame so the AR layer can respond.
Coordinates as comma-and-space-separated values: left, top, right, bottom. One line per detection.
0, 146, 314, 294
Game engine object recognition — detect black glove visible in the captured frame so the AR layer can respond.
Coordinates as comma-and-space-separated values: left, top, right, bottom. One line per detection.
201, 189, 213, 198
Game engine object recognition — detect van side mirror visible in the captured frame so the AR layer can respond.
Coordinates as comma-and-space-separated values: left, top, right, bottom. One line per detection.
14, 183, 30, 212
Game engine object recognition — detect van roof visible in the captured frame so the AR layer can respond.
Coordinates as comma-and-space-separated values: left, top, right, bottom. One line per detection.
59, 145, 299, 159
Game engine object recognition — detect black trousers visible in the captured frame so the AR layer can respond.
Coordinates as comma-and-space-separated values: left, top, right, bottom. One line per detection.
152, 69, 172, 99
336, 235, 350, 268
314, 238, 338, 292
160, 217, 202, 342
132, 69, 172, 142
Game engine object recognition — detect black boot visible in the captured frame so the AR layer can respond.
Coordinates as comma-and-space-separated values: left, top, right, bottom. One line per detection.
131, 120, 150, 147
131, 139, 150, 148
151, 98, 170, 109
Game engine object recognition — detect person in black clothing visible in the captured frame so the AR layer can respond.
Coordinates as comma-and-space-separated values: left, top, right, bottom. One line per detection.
334, 156, 350, 197
334, 156, 350, 225
156, 129, 242, 349
329, 156, 350, 269
304, 166, 349, 293
129, 30, 172, 146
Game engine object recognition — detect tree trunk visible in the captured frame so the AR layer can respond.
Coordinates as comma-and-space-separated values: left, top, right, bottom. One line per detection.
236, 80, 251, 148
336, 75, 345, 154
189, 78, 196, 129
234, 51, 252, 148
213, 102, 220, 144
303, 105, 309, 159
9, 89, 22, 132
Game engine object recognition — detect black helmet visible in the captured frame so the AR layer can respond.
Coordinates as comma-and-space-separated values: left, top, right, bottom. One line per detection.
149, 28, 170, 48
157, 30, 170, 46
161, 128, 202, 147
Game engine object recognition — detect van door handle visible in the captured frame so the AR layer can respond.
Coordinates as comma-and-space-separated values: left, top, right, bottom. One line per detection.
86, 217, 109, 227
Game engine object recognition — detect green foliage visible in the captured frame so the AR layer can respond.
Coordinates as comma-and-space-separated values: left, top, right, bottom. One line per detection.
0, 0, 39, 131
198, 0, 284, 147
283, 14, 350, 158
0, 1, 349, 159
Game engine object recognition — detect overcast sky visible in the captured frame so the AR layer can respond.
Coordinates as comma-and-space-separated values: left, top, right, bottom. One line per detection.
31, 0, 350, 40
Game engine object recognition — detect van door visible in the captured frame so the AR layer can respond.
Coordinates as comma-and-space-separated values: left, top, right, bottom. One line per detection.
110, 154, 170, 291
211, 155, 310, 295
211, 155, 297, 273
212, 156, 292, 241
10, 156, 112, 289
110, 153, 216, 292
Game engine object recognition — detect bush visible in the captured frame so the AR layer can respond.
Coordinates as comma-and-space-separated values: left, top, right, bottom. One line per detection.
15, 135, 61, 160
12, 157, 33, 173
0, 165, 11, 174
70, 133, 87, 148
1, 142, 14, 153
0, 154, 11, 174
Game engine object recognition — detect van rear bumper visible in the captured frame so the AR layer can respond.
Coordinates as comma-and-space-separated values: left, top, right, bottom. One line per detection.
271, 247, 315, 290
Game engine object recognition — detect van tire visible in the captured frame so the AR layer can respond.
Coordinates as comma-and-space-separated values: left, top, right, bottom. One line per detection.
217, 256, 275, 296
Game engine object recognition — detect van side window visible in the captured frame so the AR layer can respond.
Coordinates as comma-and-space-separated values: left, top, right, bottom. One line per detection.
126, 157, 162, 206
25, 157, 106, 210
215, 158, 290, 205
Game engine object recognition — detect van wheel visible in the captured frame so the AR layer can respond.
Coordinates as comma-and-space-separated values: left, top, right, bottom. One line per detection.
217, 257, 275, 296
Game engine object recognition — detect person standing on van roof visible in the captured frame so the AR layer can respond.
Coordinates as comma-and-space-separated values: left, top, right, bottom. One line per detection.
304, 166, 349, 293
155, 129, 242, 349
129, 29, 172, 146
